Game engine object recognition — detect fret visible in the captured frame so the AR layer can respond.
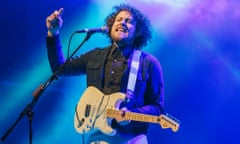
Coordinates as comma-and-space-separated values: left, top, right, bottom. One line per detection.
107, 109, 158, 123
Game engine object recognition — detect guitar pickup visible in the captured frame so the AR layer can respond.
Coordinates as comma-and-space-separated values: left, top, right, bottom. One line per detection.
85, 104, 91, 117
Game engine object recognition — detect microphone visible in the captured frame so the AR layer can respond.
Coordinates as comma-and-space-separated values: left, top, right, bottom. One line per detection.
74, 26, 108, 34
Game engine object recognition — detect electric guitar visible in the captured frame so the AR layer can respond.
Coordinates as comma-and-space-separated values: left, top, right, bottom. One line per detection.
74, 86, 180, 136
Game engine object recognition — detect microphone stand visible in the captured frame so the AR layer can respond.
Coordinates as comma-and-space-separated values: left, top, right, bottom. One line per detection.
1, 32, 94, 144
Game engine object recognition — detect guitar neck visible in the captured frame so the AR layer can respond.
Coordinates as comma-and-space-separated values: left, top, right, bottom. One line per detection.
106, 109, 160, 123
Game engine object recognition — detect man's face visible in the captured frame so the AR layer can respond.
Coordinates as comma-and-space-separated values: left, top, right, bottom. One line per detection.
110, 10, 136, 46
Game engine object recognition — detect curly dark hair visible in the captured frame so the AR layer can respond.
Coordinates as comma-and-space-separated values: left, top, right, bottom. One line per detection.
104, 4, 152, 49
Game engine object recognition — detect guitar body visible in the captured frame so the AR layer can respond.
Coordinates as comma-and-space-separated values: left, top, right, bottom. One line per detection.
74, 86, 126, 136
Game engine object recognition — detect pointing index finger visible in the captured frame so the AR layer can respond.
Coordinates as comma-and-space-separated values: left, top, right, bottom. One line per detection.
58, 8, 64, 16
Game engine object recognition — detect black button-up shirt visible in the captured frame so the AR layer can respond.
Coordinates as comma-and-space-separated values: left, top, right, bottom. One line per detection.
103, 44, 129, 94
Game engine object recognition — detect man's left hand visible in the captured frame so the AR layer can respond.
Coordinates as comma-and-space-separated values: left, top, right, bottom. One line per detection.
115, 107, 131, 126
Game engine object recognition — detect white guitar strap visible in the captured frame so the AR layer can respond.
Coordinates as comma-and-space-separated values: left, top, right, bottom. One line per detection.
126, 50, 142, 99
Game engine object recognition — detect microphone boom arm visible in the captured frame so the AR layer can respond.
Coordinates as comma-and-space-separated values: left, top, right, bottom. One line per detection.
1, 32, 94, 143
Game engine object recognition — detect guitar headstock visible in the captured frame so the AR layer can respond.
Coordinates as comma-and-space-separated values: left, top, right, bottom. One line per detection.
158, 113, 180, 132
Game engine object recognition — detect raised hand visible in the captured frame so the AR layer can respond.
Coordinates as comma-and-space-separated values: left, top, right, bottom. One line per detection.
46, 8, 64, 36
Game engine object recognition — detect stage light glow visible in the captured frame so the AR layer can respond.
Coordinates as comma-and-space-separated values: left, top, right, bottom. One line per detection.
139, 0, 191, 7
1, 0, 240, 144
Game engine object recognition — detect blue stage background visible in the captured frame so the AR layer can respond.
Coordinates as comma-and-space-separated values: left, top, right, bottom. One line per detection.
0, 0, 239, 144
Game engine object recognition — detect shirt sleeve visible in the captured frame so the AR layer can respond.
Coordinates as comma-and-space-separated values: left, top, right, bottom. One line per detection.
46, 35, 89, 76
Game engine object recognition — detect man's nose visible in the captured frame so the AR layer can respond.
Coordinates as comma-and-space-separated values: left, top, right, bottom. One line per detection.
120, 20, 127, 26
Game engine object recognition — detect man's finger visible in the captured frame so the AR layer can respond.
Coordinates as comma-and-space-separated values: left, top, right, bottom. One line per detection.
58, 8, 64, 16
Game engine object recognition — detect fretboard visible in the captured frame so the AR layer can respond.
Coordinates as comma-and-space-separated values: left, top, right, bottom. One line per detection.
106, 109, 160, 123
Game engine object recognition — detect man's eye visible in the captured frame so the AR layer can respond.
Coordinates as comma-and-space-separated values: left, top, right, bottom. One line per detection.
127, 20, 132, 23
116, 17, 121, 21
127, 20, 135, 24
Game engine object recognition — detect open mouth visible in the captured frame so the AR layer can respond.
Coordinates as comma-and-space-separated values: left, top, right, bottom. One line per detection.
116, 27, 128, 33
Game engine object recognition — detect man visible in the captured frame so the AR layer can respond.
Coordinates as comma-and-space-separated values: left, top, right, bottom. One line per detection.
46, 4, 164, 144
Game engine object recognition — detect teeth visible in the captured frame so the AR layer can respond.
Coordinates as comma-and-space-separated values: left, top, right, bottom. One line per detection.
117, 28, 127, 32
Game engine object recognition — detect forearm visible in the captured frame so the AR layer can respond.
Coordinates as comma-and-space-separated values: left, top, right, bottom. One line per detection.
46, 35, 66, 73
130, 93, 164, 116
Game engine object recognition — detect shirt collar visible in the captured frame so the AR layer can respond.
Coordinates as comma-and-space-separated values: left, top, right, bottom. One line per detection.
111, 42, 135, 58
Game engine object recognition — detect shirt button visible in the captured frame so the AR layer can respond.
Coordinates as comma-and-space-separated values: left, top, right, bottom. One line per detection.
111, 71, 114, 74
114, 59, 117, 63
